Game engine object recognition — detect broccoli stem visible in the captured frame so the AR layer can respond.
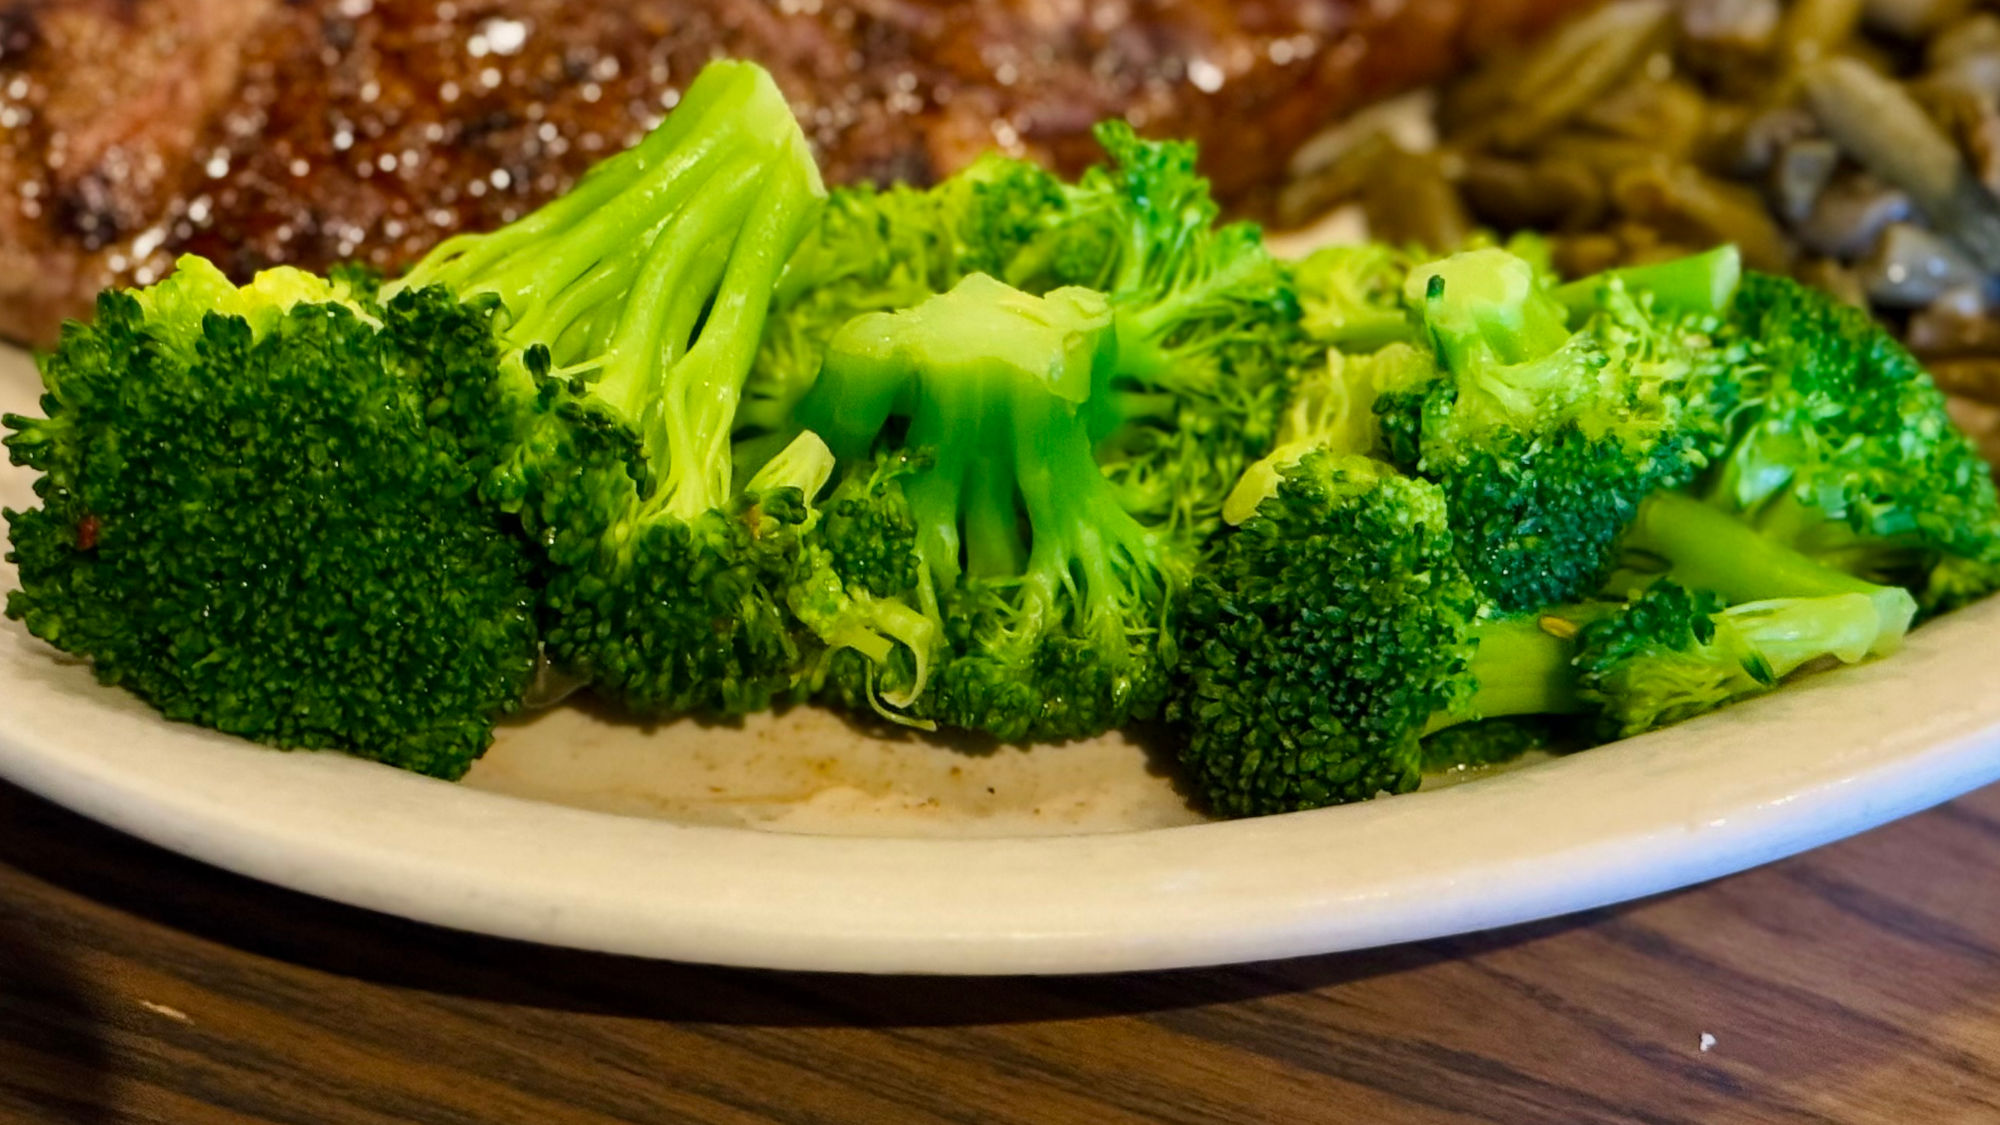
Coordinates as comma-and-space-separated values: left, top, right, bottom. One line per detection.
662, 144, 826, 520
1012, 386, 1172, 640
1619, 491, 1917, 654
1407, 248, 1573, 370
1721, 594, 1880, 678
392, 63, 760, 309
1424, 615, 1588, 735
1551, 245, 1742, 323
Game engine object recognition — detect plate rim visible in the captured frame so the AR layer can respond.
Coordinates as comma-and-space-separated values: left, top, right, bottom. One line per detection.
4, 595, 1998, 976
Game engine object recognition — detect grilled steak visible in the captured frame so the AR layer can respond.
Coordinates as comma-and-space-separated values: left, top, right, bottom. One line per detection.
0, 0, 1588, 345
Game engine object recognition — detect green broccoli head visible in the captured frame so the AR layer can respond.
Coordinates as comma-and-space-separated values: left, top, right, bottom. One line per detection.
1703, 271, 2000, 612
750, 121, 1305, 543
387, 59, 832, 717
1376, 246, 1737, 612
736, 152, 1066, 467
1006, 121, 1309, 539
4, 261, 540, 778
797, 274, 1189, 742
1173, 452, 1485, 816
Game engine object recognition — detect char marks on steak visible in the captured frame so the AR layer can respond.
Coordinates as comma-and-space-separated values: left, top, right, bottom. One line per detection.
0, 0, 1588, 346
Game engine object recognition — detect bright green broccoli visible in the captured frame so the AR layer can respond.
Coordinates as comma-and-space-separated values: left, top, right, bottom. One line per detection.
1571, 581, 1879, 739
735, 151, 1064, 475
4, 260, 540, 778
1613, 490, 1917, 658
746, 121, 1305, 542
1173, 449, 1892, 817
995, 122, 1308, 537
1693, 271, 2000, 613
1288, 242, 1423, 353
378, 60, 864, 717
795, 274, 1189, 741
1367, 244, 1740, 613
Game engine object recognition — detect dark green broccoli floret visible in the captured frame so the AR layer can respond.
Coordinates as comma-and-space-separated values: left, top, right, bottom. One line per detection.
1174, 452, 1575, 815
798, 274, 1189, 741
1373, 245, 1739, 612
4, 59, 857, 768
1174, 445, 1898, 817
1698, 271, 2000, 613
4, 262, 538, 778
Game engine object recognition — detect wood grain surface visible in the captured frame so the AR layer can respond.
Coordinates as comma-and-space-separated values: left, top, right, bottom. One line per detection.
4, 777, 2000, 1125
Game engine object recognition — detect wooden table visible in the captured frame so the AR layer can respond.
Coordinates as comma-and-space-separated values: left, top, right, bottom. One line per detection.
4, 777, 2000, 1125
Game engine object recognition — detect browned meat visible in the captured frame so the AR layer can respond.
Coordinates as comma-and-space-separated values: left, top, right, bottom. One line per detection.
0, 0, 1592, 346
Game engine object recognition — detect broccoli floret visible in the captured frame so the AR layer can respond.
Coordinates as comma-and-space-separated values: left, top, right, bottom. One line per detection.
1000, 122, 1308, 538
380, 60, 847, 717
4, 260, 539, 778
1289, 242, 1424, 353
1698, 271, 2000, 613
1175, 451, 1897, 817
1173, 452, 1576, 816
748, 122, 1304, 542
1614, 490, 1918, 658
1282, 244, 1738, 613
1571, 581, 1879, 739
736, 153, 1064, 472
3, 59, 852, 766
797, 274, 1189, 741
1220, 342, 1435, 525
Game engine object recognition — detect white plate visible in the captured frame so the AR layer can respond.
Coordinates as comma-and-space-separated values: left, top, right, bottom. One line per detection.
4, 344, 1999, 975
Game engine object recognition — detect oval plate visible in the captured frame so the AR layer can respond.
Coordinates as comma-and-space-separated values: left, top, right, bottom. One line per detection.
4, 346, 1999, 975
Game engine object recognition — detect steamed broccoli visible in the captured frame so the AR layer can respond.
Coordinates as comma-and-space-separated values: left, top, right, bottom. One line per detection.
1372, 245, 1738, 612
1288, 242, 1423, 353
4, 261, 540, 777
736, 151, 1063, 472
796, 274, 1189, 741
376, 60, 871, 718
3, 59, 848, 773
1174, 450, 1889, 816
995, 122, 1308, 537
1570, 581, 1879, 739
1694, 271, 2000, 613
748, 121, 1304, 542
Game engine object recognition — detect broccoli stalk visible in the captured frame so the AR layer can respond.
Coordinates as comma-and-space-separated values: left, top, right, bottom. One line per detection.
1550, 244, 1742, 322
1615, 490, 1917, 656
382, 59, 854, 717
797, 274, 1188, 741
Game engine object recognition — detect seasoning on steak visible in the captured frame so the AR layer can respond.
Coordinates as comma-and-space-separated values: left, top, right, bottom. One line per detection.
0, 0, 1591, 346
